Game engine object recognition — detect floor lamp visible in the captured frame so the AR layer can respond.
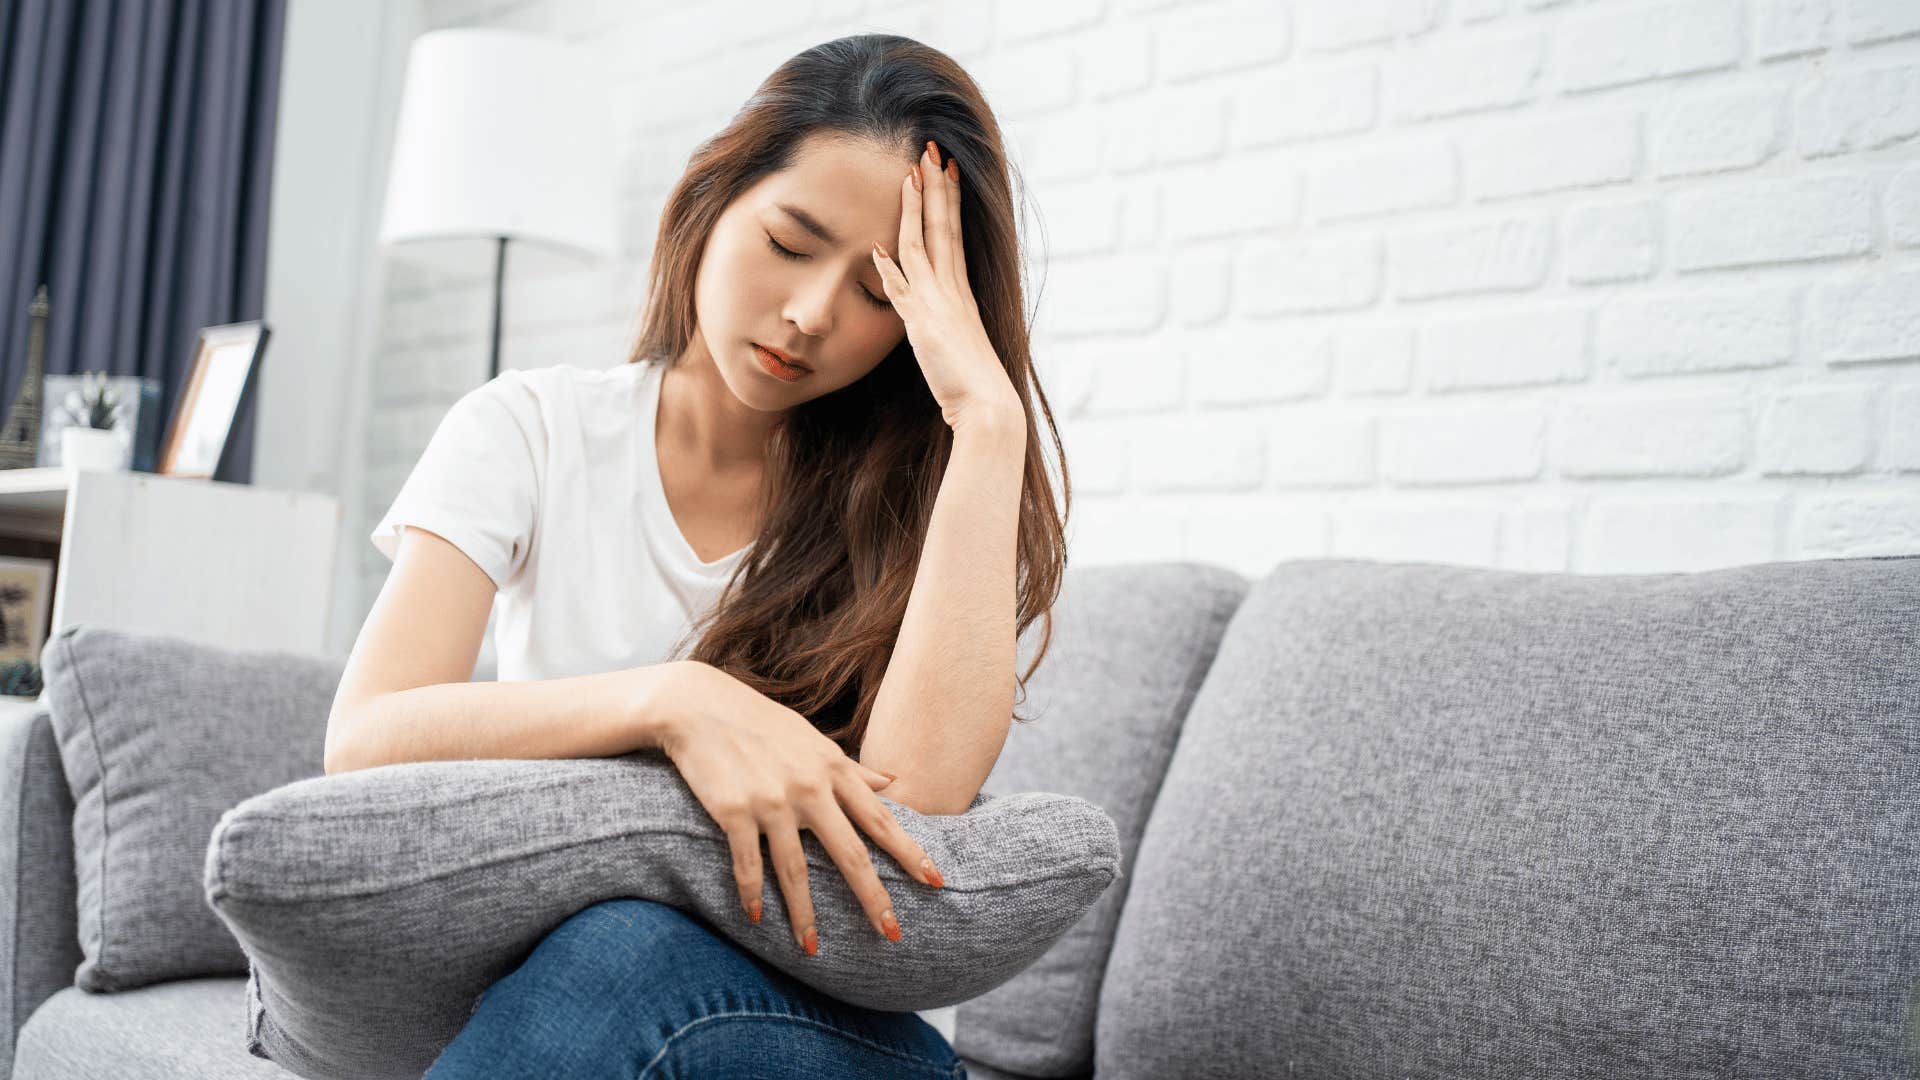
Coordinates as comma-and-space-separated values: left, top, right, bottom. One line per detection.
378, 28, 617, 383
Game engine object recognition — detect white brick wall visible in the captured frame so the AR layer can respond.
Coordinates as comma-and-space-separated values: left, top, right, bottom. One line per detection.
351, 0, 1920, 639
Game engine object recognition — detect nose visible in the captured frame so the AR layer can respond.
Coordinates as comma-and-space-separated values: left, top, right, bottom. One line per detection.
781, 273, 836, 340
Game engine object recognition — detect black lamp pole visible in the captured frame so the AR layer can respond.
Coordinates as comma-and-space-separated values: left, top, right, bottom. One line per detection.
488, 234, 508, 381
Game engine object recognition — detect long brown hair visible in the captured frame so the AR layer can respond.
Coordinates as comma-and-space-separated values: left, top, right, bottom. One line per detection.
627, 34, 1070, 756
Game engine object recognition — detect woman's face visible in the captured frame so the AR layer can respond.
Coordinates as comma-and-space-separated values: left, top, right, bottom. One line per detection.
692, 131, 915, 409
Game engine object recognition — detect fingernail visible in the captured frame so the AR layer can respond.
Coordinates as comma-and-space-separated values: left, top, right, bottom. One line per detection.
802, 926, 818, 956
947, 160, 958, 183
747, 899, 761, 923
926, 139, 937, 162
910, 166, 921, 193
875, 241, 889, 260
921, 857, 944, 889
881, 909, 902, 943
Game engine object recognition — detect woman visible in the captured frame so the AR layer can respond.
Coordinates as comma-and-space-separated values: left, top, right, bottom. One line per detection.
335, 32, 1070, 1078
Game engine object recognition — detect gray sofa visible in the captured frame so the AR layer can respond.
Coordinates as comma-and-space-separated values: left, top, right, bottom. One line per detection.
6, 555, 1919, 1079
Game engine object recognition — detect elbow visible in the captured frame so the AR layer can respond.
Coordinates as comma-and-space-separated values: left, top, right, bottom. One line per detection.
323, 711, 365, 775
322, 740, 354, 776
324, 691, 393, 775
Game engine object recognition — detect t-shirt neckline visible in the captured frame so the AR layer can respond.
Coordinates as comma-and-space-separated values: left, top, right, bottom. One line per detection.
641, 360, 752, 573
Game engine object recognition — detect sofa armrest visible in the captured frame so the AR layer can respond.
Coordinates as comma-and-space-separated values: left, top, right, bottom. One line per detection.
1, 700, 82, 1080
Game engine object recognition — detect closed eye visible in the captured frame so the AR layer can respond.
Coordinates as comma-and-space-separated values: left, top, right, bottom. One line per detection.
766, 234, 893, 311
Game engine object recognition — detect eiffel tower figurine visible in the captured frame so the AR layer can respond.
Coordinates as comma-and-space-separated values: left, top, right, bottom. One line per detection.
0, 285, 48, 470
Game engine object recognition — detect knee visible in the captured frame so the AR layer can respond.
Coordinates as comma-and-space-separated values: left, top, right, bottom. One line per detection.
436, 901, 715, 1076
473, 899, 773, 1061
514, 898, 750, 1002
557, 896, 703, 944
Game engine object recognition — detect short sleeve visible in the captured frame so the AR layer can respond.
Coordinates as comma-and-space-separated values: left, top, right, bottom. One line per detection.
369, 372, 542, 590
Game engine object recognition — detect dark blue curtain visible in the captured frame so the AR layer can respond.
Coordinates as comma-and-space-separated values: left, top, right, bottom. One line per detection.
0, 0, 285, 484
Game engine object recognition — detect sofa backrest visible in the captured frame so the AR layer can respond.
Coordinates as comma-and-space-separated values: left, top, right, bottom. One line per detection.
0, 703, 83, 1080
952, 560, 1249, 1078
1095, 555, 1920, 1079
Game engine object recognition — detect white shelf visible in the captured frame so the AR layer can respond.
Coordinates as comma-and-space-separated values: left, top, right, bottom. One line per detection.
0, 467, 342, 663
0, 467, 76, 526
0, 466, 71, 494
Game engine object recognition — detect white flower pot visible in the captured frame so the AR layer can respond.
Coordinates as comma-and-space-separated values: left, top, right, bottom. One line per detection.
61, 427, 130, 473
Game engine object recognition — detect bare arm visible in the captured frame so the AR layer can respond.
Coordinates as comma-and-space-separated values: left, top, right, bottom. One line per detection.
325, 524, 686, 774
326, 663, 687, 774
860, 409, 1028, 816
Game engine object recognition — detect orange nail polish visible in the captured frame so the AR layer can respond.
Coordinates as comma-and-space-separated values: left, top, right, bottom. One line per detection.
747, 899, 761, 923
802, 926, 819, 956
910, 166, 921, 193
881, 909, 902, 942
921, 857, 945, 889
926, 139, 937, 162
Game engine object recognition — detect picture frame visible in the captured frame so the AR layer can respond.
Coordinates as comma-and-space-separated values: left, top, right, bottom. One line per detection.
158, 320, 271, 480
0, 554, 53, 667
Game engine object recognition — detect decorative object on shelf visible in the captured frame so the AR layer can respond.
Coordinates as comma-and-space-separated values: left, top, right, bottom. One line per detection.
47, 371, 129, 473
0, 553, 52, 697
62, 370, 121, 429
157, 321, 270, 480
0, 284, 50, 470
379, 28, 616, 385
0, 658, 42, 698
37, 373, 163, 471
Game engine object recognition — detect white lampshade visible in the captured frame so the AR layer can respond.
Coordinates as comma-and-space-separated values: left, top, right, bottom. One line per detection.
379, 28, 618, 259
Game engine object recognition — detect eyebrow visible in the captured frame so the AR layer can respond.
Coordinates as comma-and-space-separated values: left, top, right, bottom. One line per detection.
776, 203, 841, 247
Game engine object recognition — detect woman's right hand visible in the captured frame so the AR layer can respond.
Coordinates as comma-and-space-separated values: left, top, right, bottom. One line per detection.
646, 660, 944, 956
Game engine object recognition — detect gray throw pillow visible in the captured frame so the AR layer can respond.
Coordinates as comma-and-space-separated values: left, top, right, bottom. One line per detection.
39, 622, 340, 991
204, 752, 1120, 1080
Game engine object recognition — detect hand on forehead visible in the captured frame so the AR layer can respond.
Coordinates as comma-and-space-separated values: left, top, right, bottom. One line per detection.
755, 132, 923, 260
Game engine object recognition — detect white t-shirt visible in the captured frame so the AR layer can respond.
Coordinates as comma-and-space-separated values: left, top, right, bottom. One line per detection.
372, 358, 751, 679
369, 358, 959, 1044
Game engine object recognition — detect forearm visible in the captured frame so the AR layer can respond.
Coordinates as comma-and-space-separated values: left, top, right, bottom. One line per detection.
861, 410, 1027, 815
325, 661, 689, 774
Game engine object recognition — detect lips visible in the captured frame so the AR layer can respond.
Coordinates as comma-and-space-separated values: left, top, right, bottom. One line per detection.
753, 343, 809, 371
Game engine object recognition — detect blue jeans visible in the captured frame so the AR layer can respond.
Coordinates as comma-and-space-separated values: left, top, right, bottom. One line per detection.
423, 897, 966, 1079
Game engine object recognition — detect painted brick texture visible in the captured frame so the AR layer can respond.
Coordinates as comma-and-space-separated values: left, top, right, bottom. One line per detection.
358, 0, 1920, 627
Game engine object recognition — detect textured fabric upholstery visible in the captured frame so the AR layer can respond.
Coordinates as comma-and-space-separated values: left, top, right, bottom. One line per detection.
15, 977, 292, 1079
14, 555, 1918, 1080
38, 624, 340, 991
1097, 555, 1920, 1079
954, 561, 1248, 1077
206, 753, 1119, 1080
1, 703, 84, 1080
15, 975, 1039, 1080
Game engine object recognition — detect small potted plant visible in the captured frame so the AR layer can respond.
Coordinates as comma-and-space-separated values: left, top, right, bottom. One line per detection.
58, 371, 131, 472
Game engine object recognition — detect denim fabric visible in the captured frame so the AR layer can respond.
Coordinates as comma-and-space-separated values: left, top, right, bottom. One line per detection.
424, 898, 967, 1079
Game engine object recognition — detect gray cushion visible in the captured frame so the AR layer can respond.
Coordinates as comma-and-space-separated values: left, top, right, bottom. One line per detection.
39, 624, 340, 991
10, 974, 1046, 1080
958, 1058, 1083, 1080
205, 753, 1120, 1080
954, 561, 1247, 1077
14, 976, 289, 1079
1097, 555, 1920, 1079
